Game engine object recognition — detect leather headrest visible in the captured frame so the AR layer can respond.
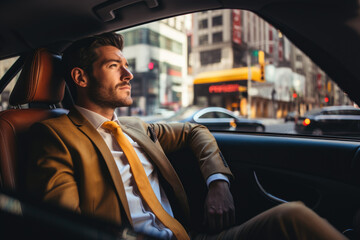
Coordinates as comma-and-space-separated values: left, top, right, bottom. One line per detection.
9, 48, 65, 106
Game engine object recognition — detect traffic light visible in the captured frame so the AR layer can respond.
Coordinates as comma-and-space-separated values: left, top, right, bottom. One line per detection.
148, 62, 155, 70
258, 50, 265, 81
324, 95, 329, 103
148, 61, 160, 74
292, 91, 298, 99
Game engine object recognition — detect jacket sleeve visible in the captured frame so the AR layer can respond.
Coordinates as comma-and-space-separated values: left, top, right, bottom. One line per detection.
26, 122, 80, 213
149, 122, 233, 181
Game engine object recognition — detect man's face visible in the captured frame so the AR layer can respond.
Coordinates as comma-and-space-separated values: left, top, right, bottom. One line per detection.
86, 45, 133, 108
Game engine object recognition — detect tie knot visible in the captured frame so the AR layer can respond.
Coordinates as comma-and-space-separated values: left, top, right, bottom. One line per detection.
102, 121, 120, 133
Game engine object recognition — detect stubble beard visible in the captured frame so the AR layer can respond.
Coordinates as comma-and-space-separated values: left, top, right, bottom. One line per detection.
87, 75, 133, 109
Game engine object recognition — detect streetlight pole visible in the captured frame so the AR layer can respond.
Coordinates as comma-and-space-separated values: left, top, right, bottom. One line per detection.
247, 51, 252, 118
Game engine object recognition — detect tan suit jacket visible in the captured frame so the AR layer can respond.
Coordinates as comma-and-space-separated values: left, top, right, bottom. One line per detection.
27, 107, 232, 229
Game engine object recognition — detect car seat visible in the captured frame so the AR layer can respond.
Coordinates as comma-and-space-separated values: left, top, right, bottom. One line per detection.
0, 48, 68, 192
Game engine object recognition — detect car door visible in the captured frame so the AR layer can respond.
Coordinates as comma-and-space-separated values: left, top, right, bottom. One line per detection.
168, 132, 360, 236
325, 110, 354, 135
353, 110, 360, 134
342, 110, 360, 136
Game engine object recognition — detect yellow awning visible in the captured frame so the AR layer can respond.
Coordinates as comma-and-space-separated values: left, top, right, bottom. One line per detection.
193, 67, 263, 85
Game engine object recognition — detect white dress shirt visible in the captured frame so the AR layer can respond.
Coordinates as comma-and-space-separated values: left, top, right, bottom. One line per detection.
74, 106, 229, 239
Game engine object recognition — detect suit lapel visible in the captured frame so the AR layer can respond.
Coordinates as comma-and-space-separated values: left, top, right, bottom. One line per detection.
120, 123, 190, 222
67, 108, 133, 225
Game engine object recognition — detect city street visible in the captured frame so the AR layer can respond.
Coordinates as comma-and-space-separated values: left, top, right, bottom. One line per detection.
259, 119, 296, 134
140, 114, 298, 134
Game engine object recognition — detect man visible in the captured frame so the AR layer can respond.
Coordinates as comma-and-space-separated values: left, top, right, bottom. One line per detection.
27, 33, 346, 240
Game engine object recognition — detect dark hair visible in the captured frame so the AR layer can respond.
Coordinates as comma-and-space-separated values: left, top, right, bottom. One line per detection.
62, 32, 124, 102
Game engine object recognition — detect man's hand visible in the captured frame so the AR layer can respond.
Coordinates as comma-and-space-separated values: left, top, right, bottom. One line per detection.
203, 180, 235, 233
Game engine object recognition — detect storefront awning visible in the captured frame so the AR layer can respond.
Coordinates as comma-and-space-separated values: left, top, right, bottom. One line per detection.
193, 67, 263, 85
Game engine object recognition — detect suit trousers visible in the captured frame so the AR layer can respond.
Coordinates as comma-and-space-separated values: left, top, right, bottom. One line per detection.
193, 202, 347, 240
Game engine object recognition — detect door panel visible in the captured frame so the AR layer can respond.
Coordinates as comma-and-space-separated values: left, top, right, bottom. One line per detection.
168, 132, 360, 233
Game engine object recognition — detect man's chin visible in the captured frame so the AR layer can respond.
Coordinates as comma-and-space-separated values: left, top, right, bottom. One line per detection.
125, 97, 133, 106
117, 98, 133, 107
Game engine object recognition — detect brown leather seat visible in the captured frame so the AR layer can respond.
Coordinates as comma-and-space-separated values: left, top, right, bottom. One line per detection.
0, 48, 68, 192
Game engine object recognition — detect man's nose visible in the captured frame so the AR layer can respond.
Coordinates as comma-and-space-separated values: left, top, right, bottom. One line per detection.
122, 67, 133, 81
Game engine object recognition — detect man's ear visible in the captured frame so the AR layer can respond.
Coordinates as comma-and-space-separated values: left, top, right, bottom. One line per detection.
71, 67, 88, 88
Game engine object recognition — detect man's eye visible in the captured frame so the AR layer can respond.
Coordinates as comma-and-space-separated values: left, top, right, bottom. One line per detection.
110, 64, 118, 68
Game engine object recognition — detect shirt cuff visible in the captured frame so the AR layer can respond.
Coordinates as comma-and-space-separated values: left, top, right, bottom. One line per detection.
206, 173, 230, 188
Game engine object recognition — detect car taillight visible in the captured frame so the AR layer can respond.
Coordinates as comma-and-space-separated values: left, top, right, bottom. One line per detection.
230, 119, 237, 128
303, 118, 311, 126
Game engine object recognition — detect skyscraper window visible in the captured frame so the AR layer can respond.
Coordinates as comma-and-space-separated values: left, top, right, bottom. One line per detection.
199, 19, 208, 29
200, 49, 221, 65
212, 32, 223, 43
199, 35, 209, 45
212, 15, 223, 26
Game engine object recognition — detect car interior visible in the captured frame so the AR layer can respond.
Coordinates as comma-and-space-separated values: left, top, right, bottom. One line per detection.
1, 0, 360, 239
0, 49, 68, 190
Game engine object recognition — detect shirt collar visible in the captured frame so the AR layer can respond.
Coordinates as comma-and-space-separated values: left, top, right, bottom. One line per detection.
74, 105, 120, 130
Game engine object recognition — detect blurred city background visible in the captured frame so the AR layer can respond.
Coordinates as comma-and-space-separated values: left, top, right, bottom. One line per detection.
0, 9, 355, 135
118, 9, 352, 122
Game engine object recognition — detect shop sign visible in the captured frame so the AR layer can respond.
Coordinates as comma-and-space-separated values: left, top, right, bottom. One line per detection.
232, 10, 241, 45
209, 84, 240, 93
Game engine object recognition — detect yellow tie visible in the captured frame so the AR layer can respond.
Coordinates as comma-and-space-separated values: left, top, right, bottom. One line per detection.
102, 121, 189, 240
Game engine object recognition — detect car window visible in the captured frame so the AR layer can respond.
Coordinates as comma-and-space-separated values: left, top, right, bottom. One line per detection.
0, 56, 20, 111
199, 112, 216, 118
116, 9, 355, 138
334, 110, 344, 115
342, 110, 360, 115
215, 112, 234, 119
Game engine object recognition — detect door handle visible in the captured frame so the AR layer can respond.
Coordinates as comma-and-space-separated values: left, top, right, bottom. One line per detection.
253, 171, 288, 204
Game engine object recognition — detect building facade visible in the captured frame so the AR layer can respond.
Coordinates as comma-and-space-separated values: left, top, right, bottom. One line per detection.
190, 9, 290, 117
119, 16, 189, 115
189, 9, 348, 118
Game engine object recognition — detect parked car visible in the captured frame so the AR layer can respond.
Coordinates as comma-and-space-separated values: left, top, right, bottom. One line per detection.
153, 108, 175, 118
164, 106, 265, 132
284, 111, 298, 123
1, 0, 360, 239
295, 105, 360, 136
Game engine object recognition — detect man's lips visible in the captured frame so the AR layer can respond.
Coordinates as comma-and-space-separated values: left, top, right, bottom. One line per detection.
117, 84, 131, 90
119, 86, 131, 90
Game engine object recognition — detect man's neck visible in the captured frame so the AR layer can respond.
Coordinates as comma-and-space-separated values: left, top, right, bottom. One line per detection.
75, 102, 115, 120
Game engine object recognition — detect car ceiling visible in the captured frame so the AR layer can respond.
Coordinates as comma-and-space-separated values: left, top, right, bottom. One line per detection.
1, 0, 360, 104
